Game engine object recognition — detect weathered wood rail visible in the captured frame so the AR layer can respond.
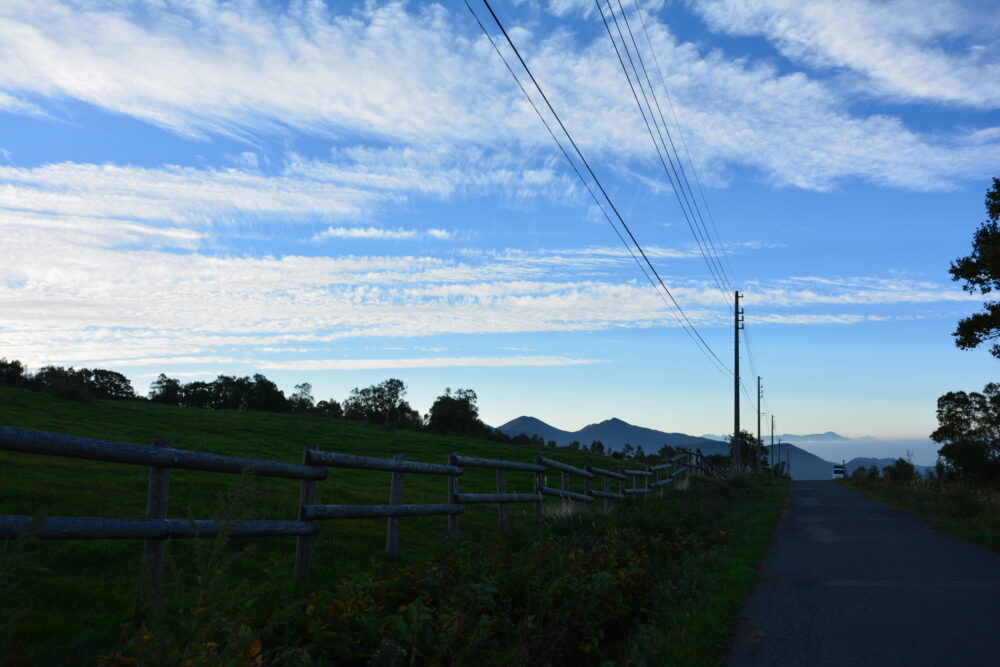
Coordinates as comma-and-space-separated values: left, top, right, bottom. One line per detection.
0, 424, 719, 597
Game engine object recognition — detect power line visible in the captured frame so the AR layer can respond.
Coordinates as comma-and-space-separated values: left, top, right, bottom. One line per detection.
619, 0, 772, 417
468, 0, 733, 377
599, 0, 734, 311
595, 0, 733, 311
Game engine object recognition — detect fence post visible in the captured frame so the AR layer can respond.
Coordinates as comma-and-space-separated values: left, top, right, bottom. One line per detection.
294, 443, 319, 580
448, 452, 460, 541
534, 455, 544, 523
142, 438, 171, 609
385, 454, 405, 558
583, 468, 591, 505
561, 470, 570, 508
496, 458, 509, 536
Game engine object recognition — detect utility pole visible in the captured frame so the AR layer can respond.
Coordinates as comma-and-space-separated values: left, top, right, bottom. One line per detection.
770, 414, 775, 473
733, 290, 743, 470
756, 376, 762, 472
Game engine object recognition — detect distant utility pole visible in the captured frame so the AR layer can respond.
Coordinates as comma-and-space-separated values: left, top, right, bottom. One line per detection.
770, 414, 775, 472
756, 376, 762, 472
733, 290, 744, 470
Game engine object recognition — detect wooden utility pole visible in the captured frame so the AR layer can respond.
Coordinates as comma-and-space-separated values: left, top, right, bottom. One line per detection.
770, 414, 775, 472
733, 290, 743, 470
757, 376, 762, 472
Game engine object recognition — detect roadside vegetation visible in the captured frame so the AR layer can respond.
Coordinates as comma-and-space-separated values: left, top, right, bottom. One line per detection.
0, 387, 787, 665
842, 178, 1000, 554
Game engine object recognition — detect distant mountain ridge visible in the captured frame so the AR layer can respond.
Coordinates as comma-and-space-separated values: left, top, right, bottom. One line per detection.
496, 416, 722, 454
700, 431, 860, 442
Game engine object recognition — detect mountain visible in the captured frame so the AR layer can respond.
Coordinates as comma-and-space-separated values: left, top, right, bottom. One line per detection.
497, 416, 858, 480
701, 431, 854, 442
765, 443, 839, 480
496, 416, 723, 454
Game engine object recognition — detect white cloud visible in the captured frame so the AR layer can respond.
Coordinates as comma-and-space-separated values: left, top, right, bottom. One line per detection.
691, 0, 1000, 108
0, 1, 994, 191
427, 228, 452, 240
313, 226, 418, 241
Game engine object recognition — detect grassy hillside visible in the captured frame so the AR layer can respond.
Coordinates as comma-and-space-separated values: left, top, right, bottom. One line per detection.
1, 387, 789, 665
0, 387, 631, 662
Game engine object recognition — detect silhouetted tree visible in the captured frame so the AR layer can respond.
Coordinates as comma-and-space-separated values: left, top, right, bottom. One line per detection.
314, 399, 343, 418
87, 369, 134, 400
427, 388, 487, 437
883, 457, 917, 485
148, 373, 181, 405
568, 440, 580, 450
0, 358, 27, 387
589, 440, 605, 455
179, 381, 214, 409
289, 382, 315, 413
343, 378, 416, 428
951, 178, 1000, 357
931, 382, 1000, 484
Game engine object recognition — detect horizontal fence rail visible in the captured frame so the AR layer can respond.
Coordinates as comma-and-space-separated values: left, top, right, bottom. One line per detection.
0, 516, 319, 540
2, 424, 724, 597
452, 455, 546, 473
540, 486, 594, 502
307, 450, 461, 476
0, 425, 325, 481
456, 493, 541, 504
537, 456, 594, 478
588, 466, 627, 480
301, 504, 464, 520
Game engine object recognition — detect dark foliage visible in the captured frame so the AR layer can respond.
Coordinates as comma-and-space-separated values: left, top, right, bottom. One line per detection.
931, 382, 1000, 485
426, 388, 489, 437
951, 178, 1000, 357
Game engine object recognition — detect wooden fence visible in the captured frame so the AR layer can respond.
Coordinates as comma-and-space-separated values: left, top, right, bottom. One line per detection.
0, 424, 721, 597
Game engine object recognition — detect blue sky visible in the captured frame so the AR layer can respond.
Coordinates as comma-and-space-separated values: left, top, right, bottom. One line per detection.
2, 0, 998, 464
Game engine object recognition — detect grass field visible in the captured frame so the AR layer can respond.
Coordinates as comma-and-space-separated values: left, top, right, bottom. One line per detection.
840, 477, 1000, 554
0, 387, 788, 665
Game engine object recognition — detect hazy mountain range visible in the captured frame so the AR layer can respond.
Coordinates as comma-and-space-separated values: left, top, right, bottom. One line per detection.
495, 416, 933, 480
496, 416, 721, 453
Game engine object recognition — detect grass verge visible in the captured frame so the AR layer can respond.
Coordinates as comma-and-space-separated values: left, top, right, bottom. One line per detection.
840, 478, 1000, 553
1, 388, 789, 664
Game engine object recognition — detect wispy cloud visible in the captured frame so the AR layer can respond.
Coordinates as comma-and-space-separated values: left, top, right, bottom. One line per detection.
691, 0, 1000, 109
0, 1, 994, 190
313, 226, 418, 241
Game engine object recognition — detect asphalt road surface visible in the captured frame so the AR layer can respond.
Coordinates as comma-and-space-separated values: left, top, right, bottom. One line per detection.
728, 481, 1000, 666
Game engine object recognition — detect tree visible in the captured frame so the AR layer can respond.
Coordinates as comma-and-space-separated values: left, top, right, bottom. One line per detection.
0, 358, 26, 387
426, 388, 487, 437
179, 381, 214, 409
589, 440, 605, 455
931, 382, 1000, 484
883, 457, 916, 485
315, 399, 343, 418
950, 178, 1000, 357
290, 382, 315, 413
149, 373, 181, 405
88, 369, 135, 400
728, 429, 765, 470
343, 378, 414, 428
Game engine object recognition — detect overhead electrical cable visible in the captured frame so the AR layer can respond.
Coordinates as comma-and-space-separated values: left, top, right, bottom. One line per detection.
629, 0, 738, 292
621, 0, 770, 409
467, 0, 732, 378
595, 0, 729, 314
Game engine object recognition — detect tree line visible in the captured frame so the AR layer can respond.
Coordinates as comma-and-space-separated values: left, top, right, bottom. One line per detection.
930, 177, 1000, 486
0, 358, 683, 461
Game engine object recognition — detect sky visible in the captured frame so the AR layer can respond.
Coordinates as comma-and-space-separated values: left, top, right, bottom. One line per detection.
1, 0, 998, 465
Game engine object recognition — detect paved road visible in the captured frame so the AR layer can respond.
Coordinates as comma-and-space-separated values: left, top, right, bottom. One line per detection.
728, 481, 1000, 666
